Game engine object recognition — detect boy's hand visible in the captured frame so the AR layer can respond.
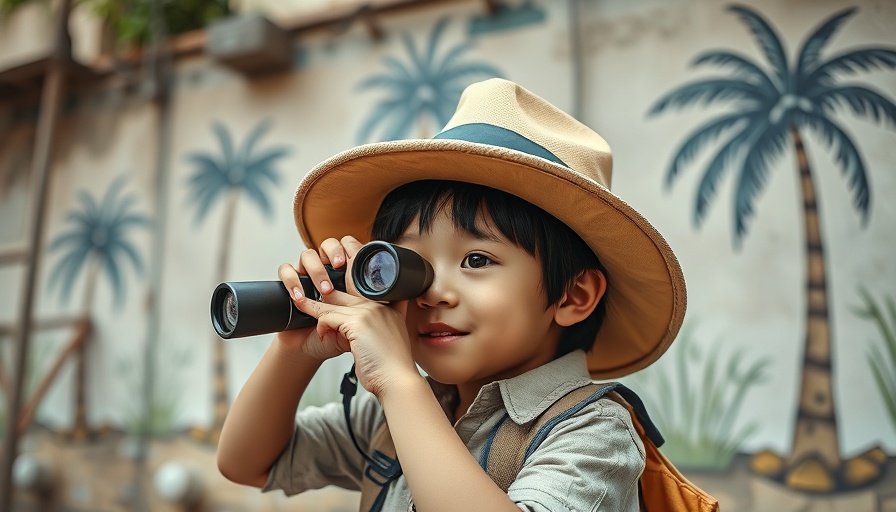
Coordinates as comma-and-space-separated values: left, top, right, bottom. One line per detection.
276, 236, 362, 360
277, 235, 414, 377
281, 236, 418, 396
292, 289, 416, 398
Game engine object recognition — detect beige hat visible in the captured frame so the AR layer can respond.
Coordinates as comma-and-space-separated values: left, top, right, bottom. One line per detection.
294, 78, 686, 379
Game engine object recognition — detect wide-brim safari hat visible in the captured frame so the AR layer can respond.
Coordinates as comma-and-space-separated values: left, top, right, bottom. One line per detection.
294, 78, 686, 379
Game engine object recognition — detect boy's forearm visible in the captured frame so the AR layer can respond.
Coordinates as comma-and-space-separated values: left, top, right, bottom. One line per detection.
379, 377, 519, 512
217, 334, 323, 487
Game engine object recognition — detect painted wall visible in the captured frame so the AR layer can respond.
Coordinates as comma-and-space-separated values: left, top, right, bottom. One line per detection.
1, 0, 894, 510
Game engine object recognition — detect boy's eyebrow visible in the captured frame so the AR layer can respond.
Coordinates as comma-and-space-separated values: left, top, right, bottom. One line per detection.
394, 233, 419, 244
395, 229, 505, 245
471, 230, 503, 243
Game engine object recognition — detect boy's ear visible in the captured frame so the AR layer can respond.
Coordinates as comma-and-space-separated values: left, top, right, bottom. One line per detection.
554, 270, 607, 327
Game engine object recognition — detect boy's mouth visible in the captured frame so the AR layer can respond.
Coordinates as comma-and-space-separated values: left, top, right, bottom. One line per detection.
419, 323, 468, 347
419, 323, 466, 336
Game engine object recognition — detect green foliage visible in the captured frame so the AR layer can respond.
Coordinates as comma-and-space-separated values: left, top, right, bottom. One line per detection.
86, 0, 230, 47
627, 322, 771, 471
0, 0, 34, 14
853, 288, 896, 431
0, 0, 229, 46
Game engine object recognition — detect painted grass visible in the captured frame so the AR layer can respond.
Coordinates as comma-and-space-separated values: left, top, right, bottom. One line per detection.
853, 288, 896, 432
117, 340, 194, 437
627, 322, 771, 471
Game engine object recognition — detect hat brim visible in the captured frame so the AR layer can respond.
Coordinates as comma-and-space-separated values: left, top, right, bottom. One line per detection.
294, 139, 686, 379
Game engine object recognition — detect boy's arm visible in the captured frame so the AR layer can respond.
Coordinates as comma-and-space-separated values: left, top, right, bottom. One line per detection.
379, 375, 520, 512
216, 332, 323, 488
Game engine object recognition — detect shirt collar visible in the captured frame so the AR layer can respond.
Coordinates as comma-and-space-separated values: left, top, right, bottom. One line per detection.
498, 350, 593, 424
427, 350, 593, 425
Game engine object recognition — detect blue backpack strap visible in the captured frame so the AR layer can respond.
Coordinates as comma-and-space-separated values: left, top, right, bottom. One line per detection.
481, 382, 663, 493
612, 384, 664, 448
359, 421, 403, 512
341, 368, 403, 512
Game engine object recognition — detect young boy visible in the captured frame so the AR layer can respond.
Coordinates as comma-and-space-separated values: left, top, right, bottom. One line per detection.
217, 78, 686, 511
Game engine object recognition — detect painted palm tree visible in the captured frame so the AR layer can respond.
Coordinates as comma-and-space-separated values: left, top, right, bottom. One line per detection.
185, 118, 289, 442
357, 17, 503, 143
47, 175, 150, 438
649, 4, 896, 492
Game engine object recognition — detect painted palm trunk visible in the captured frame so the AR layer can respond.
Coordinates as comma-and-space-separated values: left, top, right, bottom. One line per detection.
185, 119, 289, 443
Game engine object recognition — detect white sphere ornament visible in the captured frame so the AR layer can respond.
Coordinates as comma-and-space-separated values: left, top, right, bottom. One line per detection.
12, 454, 54, 494
153, 461, 204, 505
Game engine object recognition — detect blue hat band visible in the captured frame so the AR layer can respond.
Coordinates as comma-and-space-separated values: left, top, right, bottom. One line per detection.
433, 123, 569, 168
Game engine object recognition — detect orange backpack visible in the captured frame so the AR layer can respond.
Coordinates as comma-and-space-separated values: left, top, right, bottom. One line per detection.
482, 382, 720, 511
352, 377, 720, 511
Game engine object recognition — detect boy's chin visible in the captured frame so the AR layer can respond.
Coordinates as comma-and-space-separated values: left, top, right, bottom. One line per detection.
414, 361, 470, 386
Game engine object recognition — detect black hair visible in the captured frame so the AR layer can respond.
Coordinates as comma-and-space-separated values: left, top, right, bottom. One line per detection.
370, 180, 607, 357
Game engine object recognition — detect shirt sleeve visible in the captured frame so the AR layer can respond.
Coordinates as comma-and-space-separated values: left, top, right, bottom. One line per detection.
507, 398, 646, 512
263, 389, 384, 495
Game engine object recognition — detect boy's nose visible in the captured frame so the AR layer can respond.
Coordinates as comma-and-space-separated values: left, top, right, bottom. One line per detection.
415, 271, 458, 308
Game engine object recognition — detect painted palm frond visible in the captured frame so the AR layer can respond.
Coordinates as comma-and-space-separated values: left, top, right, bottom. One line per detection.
649, 3, 896, 246
799, 112, 870, 220
692, 51, 778, 93
47, 176, 150, 306
185, 119, 289, 225
356, 17, 503, 143
795, 7, 856, 75
804, 49, 896, 86
727, 4, 789, 87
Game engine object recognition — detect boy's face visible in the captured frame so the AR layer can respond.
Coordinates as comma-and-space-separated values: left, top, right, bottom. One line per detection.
394, 206, 564, 387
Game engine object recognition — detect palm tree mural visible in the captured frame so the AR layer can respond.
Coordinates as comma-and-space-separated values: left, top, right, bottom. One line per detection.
356, 17, 503, 143
649, 4, 896, 492
47, 175, 150, 438
185, 119, 289, 443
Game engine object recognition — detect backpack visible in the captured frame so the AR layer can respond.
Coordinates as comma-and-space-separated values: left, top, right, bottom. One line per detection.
354, 380, 720, 512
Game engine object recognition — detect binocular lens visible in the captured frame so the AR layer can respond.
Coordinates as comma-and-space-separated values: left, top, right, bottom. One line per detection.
363, 250, 397, 293
221, 291, 238, 332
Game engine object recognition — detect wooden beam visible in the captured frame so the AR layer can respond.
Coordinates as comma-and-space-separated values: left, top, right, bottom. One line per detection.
481, 0, 500, 15
0, 316, 83, 337
0, 245, 27, 266
0, 0, 74, 505
16, 318, 91, 435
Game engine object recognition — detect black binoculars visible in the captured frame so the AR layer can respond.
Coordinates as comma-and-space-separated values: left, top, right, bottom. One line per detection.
210, 241, 434, 339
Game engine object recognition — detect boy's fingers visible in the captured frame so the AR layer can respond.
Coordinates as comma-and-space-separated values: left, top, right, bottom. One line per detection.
337, 236, 364, 296
340, 236, 364, 260
278, 263, 304, 300
299, 248, 334, 295
294, 292, 356, 319
319, 238, 346, 268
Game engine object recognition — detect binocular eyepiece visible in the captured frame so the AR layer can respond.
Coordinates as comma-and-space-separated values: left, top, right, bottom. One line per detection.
210, 241, 433, 339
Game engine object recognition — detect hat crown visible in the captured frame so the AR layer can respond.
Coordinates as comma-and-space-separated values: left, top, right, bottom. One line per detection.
439, 78, 613, 189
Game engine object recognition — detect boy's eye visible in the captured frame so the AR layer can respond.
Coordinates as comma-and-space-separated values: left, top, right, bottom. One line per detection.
463, 253, 492, 269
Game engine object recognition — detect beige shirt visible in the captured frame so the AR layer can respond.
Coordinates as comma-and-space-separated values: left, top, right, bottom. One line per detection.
264, 350, 645, 511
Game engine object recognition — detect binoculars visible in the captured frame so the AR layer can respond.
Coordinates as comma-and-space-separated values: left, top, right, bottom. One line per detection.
210, 241, 434, 339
